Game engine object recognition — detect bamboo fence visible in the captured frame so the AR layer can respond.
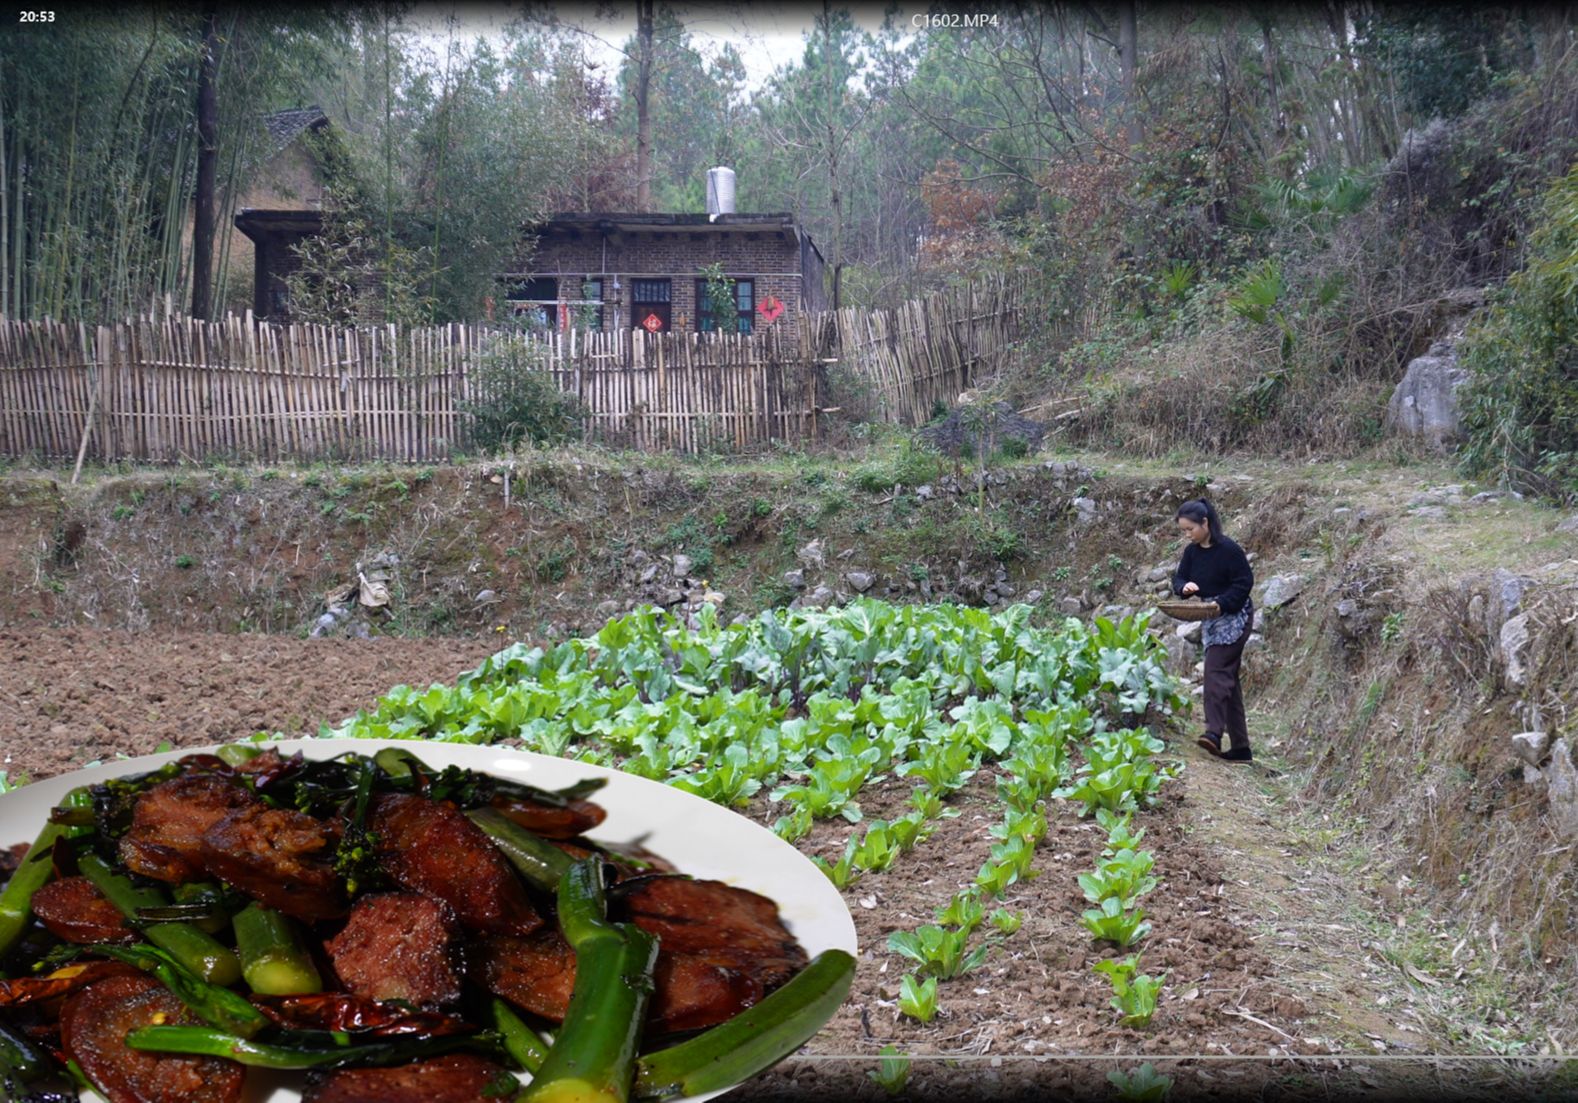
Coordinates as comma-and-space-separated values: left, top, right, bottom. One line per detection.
0, 275, 1030, 462
811, 274, 1030, 425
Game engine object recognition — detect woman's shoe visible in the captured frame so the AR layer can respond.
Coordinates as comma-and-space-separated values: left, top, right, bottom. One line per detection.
1222, 745, 1253, 762
1196, 732, 1222, 756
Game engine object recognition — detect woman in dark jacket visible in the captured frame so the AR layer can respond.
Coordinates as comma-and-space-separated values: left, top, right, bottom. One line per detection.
1171, 499, 1255, 762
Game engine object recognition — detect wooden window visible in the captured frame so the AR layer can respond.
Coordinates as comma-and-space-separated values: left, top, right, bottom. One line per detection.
579, 278, 604, 329
695, 277, 754, 334
506, 276, 557, 328
631, 278, 671, 332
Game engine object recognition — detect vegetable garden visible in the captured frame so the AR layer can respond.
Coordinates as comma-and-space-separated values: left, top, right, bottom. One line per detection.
321, 600, 1299, 1097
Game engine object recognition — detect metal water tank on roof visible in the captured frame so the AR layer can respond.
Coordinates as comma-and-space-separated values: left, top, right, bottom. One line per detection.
706, 167, 736, 216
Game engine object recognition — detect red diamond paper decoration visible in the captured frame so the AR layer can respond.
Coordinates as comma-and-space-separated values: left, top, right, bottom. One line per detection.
758, 295, 785, 324
641, 313, 663, 333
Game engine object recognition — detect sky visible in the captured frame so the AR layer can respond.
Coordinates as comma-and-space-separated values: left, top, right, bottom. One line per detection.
407, 1, 920, 91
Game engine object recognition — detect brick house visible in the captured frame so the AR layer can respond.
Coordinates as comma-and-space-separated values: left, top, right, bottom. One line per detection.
501, 210, 827, 338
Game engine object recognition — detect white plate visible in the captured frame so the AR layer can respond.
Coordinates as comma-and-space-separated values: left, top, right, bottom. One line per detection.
0, 738, 858, 1102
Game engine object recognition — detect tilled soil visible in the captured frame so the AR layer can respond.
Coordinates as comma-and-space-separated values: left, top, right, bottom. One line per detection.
0, 628, 1476, 1101
0, 628, 498, 778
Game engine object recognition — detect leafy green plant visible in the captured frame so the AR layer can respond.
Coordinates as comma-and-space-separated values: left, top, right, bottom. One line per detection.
1160, 261, 1196, 300
933, 891, 985, 934
897, 974, 939, 1024
888, 810, 936, 851
899, 739, 980, 795
811, 836, 862, 891
1381, 610, 1404, 643
1080, 897, 1151, 948
868, 1044, 911, 1094
1108, 1062, 1173, 1101
1057, 765, 1140, 817
1227, 260, 1285, 324
989, 908, 1023, 935
852, 820, 903, 872
461, 333, 585, 452
887, 925, 992, 980
908, 788, 956, 821
1093, 954, 1165, 1028
772, 805, 813, 843
988, 805, 1048, 847
1078, 848, 1159, 908
1097, 808, 1147, 854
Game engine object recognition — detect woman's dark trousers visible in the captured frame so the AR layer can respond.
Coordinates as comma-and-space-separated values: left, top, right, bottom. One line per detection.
1202, 631, 1250, 750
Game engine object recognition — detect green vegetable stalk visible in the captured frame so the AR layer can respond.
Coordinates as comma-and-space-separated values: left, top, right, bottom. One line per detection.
233, 904, 323, 996
467, 807, 573, 893
125, 1026, 488, 1069
76, 853, 241, 986
214, 743, 264, 768
85, 943, 270, 1039
0, 787, 92, 965
519, 859, 659, 1103
632, 949, 856, 1100
490, 997, 550, 1074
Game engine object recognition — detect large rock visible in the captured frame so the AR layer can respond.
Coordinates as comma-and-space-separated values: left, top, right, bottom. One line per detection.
1556, 514, 1578, 534
1161, 632, 1194, 676
1492, 569, 1534, 622
1072, 497, 1099, 525
845, 570, 876, 594
1547, 739, 1578, 840
796, 539, 826, 570
783, 568, 807, 591
1499, 613, 1532, 686
1175, 620, 1202, 644
1385, 340, 1470, 447
671, 553, 693, 578
1261, 574, 1306, 610
1511, 731, 1550, 765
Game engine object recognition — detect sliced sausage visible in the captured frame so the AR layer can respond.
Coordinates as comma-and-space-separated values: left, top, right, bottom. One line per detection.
325, 893, 462, 1009
304, 1054, 514, 1103
201, 804, 345, 921
61, 972, 244, 1103
487, 794, 606, 839
0, 840, 30, 887
31, 876, 135, 944
475, 906, 802, 1036
370, 793, 541, 937
620, 876, 808, 967
472, 930, 576, 1023
118, 774, 256, 884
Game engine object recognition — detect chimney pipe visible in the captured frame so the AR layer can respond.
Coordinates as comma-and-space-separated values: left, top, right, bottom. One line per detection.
706, 167, 736, 220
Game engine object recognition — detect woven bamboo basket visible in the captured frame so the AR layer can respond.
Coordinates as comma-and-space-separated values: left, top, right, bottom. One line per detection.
1155, 598, 1220, 622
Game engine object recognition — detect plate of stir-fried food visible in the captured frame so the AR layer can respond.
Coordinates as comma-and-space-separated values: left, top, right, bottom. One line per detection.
0, 739, 858, 1103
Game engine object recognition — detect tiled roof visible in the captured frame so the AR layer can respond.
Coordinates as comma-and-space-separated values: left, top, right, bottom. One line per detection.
263, 107, 327, 151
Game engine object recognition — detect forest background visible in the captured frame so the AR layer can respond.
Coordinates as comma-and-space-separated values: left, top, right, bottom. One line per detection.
1, 1, 1575, 499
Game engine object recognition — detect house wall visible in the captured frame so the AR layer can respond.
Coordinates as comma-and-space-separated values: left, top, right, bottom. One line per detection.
224, 141, 327, 316
516, 230, 814, 336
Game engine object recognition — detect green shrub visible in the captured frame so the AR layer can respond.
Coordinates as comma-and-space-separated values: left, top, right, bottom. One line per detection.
1457, 162, 1578, 503
462, 334, 585, 453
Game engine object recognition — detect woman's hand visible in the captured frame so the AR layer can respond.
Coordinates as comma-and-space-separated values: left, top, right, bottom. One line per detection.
1181, 582, 1199, 596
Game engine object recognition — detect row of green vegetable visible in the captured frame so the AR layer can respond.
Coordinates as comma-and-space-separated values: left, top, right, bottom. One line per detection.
323, 599, 1187, 1099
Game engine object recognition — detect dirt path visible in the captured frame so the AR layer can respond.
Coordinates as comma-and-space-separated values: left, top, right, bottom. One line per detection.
1172, 704, 1571, 1101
